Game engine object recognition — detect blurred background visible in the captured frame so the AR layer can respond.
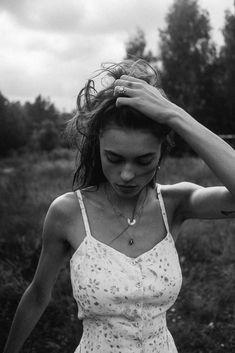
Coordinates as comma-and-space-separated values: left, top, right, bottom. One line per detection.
1, 0, 235, 352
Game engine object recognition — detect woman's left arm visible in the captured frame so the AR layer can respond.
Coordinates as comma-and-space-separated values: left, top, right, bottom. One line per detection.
114, 75, 235, 219
165, 109, 235, 220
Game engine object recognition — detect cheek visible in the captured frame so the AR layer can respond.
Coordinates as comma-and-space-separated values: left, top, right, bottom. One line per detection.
137, 160, 159, 183
140, 158, 159, 175
130, 162, 158, 183
100, 158, 116, 180
140, 165, 157, 180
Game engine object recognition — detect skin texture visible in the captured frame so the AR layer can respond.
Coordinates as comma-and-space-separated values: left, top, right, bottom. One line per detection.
99, 125, 161, 205
4, 73, 235, 353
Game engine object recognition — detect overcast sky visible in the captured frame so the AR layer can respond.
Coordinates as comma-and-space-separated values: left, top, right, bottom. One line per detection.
0, 0, 234, 112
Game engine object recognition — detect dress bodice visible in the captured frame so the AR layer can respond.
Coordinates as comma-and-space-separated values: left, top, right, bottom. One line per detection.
70, 184, 182, 352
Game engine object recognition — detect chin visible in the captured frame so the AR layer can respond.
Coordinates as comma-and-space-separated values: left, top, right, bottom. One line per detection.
113, 184, 144, 198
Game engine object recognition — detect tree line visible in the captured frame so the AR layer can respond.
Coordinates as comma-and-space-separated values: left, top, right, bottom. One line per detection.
0, 93, 71, 156
1, 0, 235, 156
125, 0, 235, 153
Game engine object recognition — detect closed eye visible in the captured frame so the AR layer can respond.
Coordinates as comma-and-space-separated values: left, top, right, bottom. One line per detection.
137, 159, 154, 166
106, 156, 122, 163
105, 151, 156, 166
106, 156, 154, 166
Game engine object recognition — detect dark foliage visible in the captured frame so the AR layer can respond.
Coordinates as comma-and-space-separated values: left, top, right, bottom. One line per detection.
0, 94, 72, 157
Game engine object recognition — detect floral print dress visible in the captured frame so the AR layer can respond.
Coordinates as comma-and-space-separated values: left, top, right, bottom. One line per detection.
70, 184, 182, 352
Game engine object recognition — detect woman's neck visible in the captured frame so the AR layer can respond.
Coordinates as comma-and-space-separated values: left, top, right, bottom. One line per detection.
103, 183, 148, 214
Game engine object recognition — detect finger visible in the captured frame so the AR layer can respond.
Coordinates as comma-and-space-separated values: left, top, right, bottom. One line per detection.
116, 96, 136, 108
120, 75, 146, 84
114, 79, 143, 92
114, 79, 134, 88
115, 79, 142, 89
114, 85, 136, 97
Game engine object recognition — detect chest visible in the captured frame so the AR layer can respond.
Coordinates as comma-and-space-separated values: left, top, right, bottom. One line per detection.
69, 195, 177, 259
70, 232, 183, 317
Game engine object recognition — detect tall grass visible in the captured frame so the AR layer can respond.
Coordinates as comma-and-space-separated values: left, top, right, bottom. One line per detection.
1, 150, 234, 352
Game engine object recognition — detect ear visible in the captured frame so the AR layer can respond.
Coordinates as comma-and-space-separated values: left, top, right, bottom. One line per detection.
158, 137, 170, 165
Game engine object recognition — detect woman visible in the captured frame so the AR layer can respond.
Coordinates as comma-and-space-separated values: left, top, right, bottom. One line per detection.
3, 59, 235, 353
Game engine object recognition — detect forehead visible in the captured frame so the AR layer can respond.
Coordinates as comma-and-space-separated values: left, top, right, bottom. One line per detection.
99, 126, 161, 155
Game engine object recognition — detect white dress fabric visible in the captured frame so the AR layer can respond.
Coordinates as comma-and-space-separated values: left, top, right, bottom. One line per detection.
70, 184, 182, 353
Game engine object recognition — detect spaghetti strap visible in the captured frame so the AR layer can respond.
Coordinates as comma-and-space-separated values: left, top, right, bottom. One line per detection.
75, 190, 92, 238
156, 184, 170, 234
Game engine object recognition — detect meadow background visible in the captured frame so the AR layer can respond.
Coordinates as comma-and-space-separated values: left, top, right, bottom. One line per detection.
0, 149, 235, 353
1, 0, 235, 352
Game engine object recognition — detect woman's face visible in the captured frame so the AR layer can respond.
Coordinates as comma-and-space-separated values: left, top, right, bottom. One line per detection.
99, 125, 162, 198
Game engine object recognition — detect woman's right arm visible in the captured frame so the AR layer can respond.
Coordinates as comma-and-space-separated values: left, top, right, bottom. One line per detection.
3, 194, 73, 353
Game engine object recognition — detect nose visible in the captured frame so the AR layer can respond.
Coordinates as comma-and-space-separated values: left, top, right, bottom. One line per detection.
120, 163, 135, 182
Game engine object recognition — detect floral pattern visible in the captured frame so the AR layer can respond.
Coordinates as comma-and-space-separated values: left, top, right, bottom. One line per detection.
70, 186, 182, 352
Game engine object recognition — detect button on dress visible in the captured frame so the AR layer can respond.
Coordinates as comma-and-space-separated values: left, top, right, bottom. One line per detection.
70, 184, 182, 352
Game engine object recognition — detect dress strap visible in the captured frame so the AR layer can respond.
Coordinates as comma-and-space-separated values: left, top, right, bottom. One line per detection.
75, 190, 92, 238
156, 184, 170, 234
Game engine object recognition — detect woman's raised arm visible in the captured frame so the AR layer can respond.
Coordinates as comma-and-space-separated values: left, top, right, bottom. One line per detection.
114, 75, 235, 219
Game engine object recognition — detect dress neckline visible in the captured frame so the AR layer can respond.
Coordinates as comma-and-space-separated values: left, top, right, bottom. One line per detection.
70, 230, 172, 264
70, 183, 172, 264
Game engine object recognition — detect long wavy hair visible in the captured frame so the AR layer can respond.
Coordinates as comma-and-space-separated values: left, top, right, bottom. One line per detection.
66, 59, 174, 191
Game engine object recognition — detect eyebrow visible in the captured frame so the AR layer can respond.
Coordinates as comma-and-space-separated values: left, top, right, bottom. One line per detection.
104, 150, 156, 158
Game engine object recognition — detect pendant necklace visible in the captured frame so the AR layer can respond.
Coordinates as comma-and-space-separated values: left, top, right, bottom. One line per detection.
128, 218, 136, 226
105, 185, 148, 246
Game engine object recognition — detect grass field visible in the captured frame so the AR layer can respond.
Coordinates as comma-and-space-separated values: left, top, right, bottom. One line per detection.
0, 149, 235, 353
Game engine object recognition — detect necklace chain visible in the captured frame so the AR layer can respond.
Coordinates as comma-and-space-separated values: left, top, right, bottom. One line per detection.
105, 185, 148, 246
105, 185, 147, 225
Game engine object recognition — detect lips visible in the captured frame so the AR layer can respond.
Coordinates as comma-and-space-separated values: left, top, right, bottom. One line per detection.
116, 184, 137, 191
117, 184, 137, 188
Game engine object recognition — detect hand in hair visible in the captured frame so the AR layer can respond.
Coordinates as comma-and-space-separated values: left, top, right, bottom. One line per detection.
114, 75, 182, 125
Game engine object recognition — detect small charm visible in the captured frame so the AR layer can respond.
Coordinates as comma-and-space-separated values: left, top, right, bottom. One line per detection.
127, 218, 136, 226
129, 238, 134, 246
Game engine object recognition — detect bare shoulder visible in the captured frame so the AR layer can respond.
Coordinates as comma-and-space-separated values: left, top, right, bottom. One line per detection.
160, 182, 202, 199
159, 182, 203, 219
29, 192, 81, 301
48, 191, 79, 222
43, 191, 81, 247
